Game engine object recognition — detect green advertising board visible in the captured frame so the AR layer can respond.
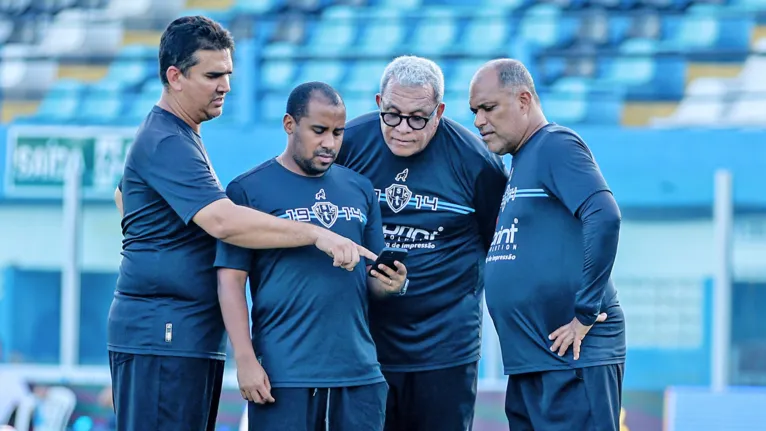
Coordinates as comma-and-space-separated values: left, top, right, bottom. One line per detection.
4, 126, 136, 199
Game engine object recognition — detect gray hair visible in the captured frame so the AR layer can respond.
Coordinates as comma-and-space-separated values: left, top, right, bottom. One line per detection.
483, 59, 539, 101
379, 55, 445, 105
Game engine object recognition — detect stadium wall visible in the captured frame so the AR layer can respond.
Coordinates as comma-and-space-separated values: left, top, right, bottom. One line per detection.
2, 123, 766, 430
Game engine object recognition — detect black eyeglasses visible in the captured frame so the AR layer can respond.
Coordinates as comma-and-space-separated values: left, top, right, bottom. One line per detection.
379, 104, 439, 131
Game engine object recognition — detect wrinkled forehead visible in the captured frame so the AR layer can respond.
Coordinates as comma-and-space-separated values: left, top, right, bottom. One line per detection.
380, 83, 436, 115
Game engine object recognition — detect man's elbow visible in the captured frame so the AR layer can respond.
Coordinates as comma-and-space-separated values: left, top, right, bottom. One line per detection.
195, 199, 238, 240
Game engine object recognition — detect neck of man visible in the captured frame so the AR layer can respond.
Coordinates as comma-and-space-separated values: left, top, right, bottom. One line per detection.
512, 108, 548, 155
158, 92, 201, 134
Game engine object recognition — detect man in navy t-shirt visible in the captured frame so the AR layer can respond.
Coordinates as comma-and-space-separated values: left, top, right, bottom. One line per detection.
470, 59, 626, 430
215, 82, 409, 431
109, 18, 374, 431
336, 56, 509, 431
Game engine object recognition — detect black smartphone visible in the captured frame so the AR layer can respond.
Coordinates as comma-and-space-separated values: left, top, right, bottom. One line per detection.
368, 247, 408, 276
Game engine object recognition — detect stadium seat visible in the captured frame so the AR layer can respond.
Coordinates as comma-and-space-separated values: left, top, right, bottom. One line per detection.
104, 0, 186, 19
78, 81, 125, 124
343, 96, 377, 120
104, 45, 157, 88
519, 4, 578, 50
460, 10, 512, 55
260, 92, 289, 121
125, 80, 162, 123
296, 60, 347, 88
725, 96, 766, 126
0, 17, 12, 44
233, 0, 282, 14
650, 77, 728, 127
305, 5, 358, 55
23, 79, 85, 123
356, 8, 406, 55
0, 45, 59, 97
410, 7, 459, 55
341, 60, 388, 94
260, 43, 298, 91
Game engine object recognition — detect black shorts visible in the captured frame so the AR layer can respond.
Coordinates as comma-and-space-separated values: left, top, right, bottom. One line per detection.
383, 361, 479, 431
109, 351, 225, 431
248, 382, 388, 431
505, 363, 624, 431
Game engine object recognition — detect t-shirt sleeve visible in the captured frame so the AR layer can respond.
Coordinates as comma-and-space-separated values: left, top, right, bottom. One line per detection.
213, 181, 254, 271
139, 135, 227, 224
362, 182, 386, 266
473, 156, 509, 251
538, 133, 611, 216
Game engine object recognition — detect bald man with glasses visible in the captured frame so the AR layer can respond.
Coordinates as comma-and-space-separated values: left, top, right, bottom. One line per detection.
335, 56, 509, 431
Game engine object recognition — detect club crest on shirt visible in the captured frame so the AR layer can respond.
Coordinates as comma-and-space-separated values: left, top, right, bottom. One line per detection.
311, 188, 339, 228
386, 171, 412, 213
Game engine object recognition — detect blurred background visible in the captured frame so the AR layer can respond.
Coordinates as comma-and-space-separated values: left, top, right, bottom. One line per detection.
1, 0, 766, 430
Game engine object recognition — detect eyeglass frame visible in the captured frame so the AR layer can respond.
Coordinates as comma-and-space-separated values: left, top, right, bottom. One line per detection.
379, 103, 440, 131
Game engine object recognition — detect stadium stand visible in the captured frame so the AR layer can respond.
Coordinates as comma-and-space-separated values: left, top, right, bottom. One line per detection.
1, 0, 765, 127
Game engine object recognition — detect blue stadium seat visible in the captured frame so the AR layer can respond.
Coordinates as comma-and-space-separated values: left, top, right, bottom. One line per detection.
260, 43, 299, 91
77, 81, 124, 124
26, 79, 84, 123
233, 0, 282, 13
371, 0, 421, 8
104, 45, 157, 89
344, 96, 377, 120
442, 93, 472, 125
444, 59, 487, 94
125, 80, 163, 124
410, 7, 459, 55
295, 60, 347, 88
659, 6, 720, 51
539, 92, 588, 125
305, 5, 358, 55
460, 10, 513, 55
519, 4, 578, 51
357, 8, 407, 55
341, 60, 388, 95
260, 92, 289, 121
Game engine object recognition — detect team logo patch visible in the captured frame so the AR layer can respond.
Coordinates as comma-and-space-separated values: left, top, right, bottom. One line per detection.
311, 201, 339, 228
385, 184, 412, 213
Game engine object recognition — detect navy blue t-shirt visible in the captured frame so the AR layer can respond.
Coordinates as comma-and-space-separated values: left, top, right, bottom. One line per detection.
484, 124, 626, 375
108, 106, 228, 360
214, 159, 387, 388
337, 113, 508, 372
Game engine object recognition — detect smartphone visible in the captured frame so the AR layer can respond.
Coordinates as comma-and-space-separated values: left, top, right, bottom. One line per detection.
368, 247, 408, 276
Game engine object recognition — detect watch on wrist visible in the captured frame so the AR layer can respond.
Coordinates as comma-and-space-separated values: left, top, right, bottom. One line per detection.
397, 279, 409, 296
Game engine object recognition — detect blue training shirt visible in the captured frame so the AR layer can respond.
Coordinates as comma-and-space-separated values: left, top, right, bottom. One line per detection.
484, 123, 627, 375
214, 159, 387, 388
336, 112, 509, 372
108, 106, 228, 360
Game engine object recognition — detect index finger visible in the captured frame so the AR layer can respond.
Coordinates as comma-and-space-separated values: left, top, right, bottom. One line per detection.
356, 245, 378, 261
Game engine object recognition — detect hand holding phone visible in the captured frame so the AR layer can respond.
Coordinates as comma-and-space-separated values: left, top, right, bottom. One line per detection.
368, 247, 408, 277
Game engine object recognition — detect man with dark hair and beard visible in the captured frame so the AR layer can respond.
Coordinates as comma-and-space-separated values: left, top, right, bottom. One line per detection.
215, 81, 408, 431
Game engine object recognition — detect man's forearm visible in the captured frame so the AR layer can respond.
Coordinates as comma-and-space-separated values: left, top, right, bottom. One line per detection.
575, 191, 621, 326
114, 187, 123, 217
202, 200, 323, 249
217, 274, 257, 361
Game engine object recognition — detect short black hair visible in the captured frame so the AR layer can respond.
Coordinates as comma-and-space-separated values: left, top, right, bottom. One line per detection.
286, 81, 344, 123
158, 16, 235, 87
